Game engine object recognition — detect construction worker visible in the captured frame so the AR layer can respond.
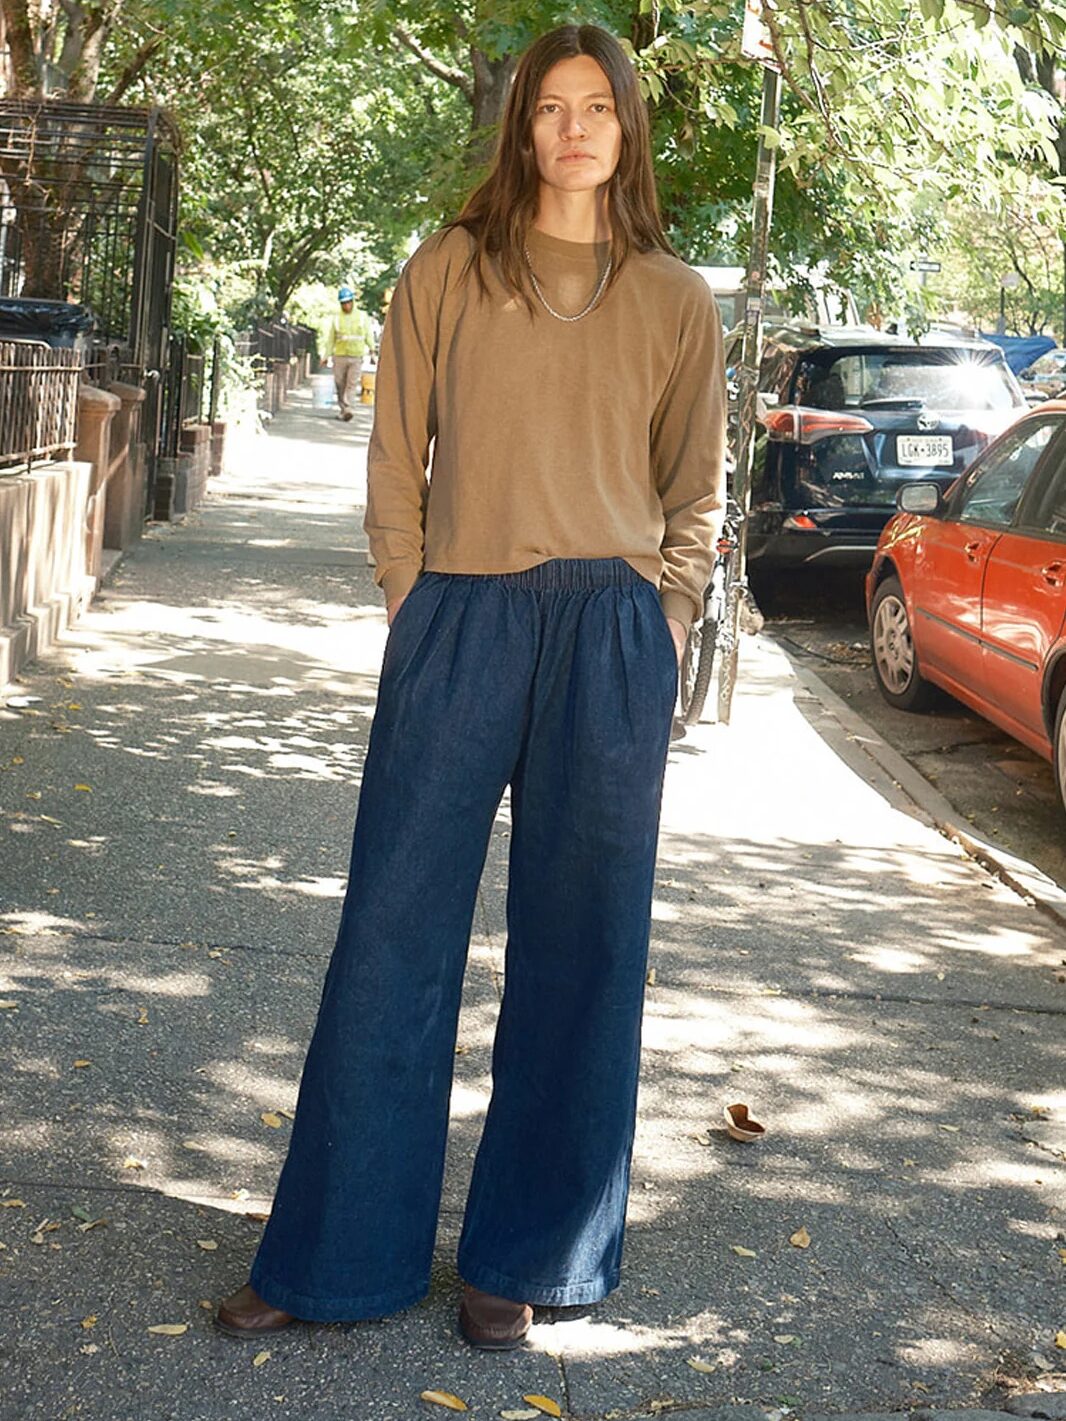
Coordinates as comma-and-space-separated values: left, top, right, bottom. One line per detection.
325, 286, 372, 421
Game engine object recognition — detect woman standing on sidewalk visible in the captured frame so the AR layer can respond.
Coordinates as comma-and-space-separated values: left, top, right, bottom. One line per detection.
217, 22, 725, 1349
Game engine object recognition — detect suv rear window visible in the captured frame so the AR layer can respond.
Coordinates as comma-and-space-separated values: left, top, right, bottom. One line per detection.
795, 349, 1019, 413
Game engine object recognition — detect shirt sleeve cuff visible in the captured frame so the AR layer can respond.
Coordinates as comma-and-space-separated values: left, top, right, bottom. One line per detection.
380, 565, 422, 605
660, 589, 697, 629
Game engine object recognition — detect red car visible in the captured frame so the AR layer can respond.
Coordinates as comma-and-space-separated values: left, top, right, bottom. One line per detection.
866, 400, 1066, 809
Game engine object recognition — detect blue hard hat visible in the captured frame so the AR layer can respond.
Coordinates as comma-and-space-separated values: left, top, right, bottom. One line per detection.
337, 286, 355, 302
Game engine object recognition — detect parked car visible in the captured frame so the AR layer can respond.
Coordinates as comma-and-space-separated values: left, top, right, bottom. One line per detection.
694, 268, 860, 332
1019, 349, 1066, 403
866, 401, 1066, 809
727, 324, 1027, 578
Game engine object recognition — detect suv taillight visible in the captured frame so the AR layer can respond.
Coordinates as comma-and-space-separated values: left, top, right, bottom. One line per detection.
762, 406, 874, 445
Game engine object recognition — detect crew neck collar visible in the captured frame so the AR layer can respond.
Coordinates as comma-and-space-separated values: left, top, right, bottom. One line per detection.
526, 227, 611, 264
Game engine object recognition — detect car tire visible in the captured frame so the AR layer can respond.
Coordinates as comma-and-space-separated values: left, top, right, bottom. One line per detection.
869, 576, 934, 712
1052, 687, 1066, 817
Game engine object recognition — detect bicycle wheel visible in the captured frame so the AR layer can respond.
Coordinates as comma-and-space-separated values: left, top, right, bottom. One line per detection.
682, 613, 718, 725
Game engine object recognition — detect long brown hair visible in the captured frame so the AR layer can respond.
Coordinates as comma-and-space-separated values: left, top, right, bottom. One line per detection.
453, 25, 674, 307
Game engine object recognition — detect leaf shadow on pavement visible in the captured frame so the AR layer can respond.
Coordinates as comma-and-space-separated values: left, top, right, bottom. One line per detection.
3, 407, 1065, 1418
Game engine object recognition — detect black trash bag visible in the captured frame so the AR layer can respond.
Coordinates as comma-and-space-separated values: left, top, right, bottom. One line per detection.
0, 298, 95, 349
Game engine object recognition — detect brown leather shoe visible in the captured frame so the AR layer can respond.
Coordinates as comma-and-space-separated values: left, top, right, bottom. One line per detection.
458, 1284, 533, 1350
215, 1283, 296, 1339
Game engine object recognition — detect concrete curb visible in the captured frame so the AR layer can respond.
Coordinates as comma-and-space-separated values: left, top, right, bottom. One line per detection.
774, 637, 1066, 933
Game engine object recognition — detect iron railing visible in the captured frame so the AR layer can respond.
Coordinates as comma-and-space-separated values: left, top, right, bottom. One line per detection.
0, 340, 80, 473
0, 101, 180, 501
236, 321, 316, 364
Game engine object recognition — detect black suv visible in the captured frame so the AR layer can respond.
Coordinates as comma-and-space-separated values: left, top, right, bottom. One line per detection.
726, 324, 1026, 578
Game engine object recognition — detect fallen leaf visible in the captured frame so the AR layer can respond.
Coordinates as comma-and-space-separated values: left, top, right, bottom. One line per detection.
903, 1158, 917, 1168
147, 1323, 188, 1336
196, 1239, 218, 1251
687, 1357, 717, 1373
646, 967, 657, 986
11, 753, 25, 762
81, 1315, 98, 1329
420, 1392, 468, 1412
1058, 1249, 1066, 1265
230, 1189, 249, 1201
182, 1140, 207, 1152
730, 1245, 757, 1258
500, 1411, 541, 1420
122, 1156, 146, 1170
0, 1198, 24, 1208
789, 1227, 810, 1249
39, 814, 63, 826
74, 784, 92, 792
688, 1132, 712, 1147
1056, 1331, 1066, 1350
25, 791, 41, 800
80, 1344, 99, 1355
260, 1113, 283, 1129
245, 1211, 270, 1223
73, 1060, 91, 1068
0, 1000, 18, 1010
938, 1123, 960, 1133
253, 1350, 271, 1367
137, 1008, 149, 1026
522, 1397, 562, 1417
276, 1108, 295, 1120
774, 1334, 798, 1344
78, 1218, 107, 1232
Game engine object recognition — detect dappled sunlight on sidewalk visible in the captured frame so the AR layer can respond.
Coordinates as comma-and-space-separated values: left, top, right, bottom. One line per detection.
1, 394, 1064, 1416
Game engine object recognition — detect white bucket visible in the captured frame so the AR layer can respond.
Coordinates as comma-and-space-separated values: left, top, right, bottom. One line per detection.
311, 372, 336, 410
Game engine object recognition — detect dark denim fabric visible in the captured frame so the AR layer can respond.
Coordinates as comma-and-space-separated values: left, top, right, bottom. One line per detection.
249, 559, 677, 1320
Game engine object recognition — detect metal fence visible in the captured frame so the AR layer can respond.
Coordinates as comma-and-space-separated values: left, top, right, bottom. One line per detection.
236, 322, 316, 364
0, 101, 180, 495
0, 340, 81, 472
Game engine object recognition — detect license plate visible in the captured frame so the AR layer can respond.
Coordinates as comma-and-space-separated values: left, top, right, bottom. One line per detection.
897, 434, 953, 466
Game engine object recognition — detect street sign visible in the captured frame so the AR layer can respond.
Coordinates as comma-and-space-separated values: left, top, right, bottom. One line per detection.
910, 259, 941, 273
742, 0, 778, 68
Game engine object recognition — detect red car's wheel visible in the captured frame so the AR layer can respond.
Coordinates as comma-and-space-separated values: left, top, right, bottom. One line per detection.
1053, 687, 1066, 816
870, 576, 934, 712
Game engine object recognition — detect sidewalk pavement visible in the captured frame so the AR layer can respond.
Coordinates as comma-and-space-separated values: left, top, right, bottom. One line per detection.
1, 388, 1063, 1421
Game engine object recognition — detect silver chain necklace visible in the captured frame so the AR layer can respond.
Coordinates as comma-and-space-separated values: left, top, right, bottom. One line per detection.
523, 245, 613, 323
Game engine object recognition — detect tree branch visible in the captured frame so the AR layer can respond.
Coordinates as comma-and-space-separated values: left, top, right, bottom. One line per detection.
392, 23, 473, 100
105, 33, 162, 102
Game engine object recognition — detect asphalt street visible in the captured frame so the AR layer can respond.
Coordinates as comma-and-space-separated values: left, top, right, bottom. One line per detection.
1, 390, 1063, 1421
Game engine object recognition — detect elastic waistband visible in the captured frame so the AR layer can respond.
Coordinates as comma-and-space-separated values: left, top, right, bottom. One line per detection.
431, 558, 643, 592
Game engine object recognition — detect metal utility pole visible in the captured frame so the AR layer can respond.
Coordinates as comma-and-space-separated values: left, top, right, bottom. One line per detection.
717, 40, 781, 726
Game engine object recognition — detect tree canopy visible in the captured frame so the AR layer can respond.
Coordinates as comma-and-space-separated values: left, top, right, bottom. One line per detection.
1, 0, 1063, 333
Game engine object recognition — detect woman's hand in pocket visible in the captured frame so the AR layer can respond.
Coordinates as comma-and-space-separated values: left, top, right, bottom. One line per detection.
666, 617, 687, 666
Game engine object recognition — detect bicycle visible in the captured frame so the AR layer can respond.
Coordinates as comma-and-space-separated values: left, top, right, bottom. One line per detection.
679, 495, 764, 726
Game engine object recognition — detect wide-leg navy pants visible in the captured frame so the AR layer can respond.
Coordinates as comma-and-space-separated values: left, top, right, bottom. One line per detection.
250, 558, 677, 1320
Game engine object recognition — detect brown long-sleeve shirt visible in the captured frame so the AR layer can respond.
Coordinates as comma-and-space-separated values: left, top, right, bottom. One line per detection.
365, 224, 726, 626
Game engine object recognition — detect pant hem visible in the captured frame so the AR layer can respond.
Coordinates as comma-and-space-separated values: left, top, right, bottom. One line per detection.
458, 1258, 619, 1307
249, 1263, 428, 1323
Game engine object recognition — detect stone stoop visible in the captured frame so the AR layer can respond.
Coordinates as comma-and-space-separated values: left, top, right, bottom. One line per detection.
154, 422, 214, 521
0, 459, 94, 692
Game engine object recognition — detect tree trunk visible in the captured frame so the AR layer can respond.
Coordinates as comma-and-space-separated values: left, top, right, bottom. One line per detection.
467, 47, 515, 164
